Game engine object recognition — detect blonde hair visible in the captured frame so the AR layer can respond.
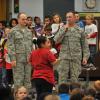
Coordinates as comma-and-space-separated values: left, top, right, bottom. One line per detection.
94, 80, 100, 91
82, 95, 94, 100
85, 14, 94, 21
15, 86, 28, 100
15, 86, 27, 96
44, 94, 60, 100
71, 88, 81, 95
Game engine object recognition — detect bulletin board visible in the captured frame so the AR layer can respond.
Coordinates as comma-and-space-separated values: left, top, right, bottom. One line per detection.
43, 0, 74, 21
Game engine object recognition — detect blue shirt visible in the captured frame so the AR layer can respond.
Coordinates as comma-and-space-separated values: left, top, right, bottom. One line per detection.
59, 94, 70, 100
76, 20, 84, 28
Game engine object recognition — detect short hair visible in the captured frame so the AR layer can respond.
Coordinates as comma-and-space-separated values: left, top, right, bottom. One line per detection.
71, 88, 82, 95
85, 14, 94, 20
44, 94, 59, 100
85, 88, 96, 97
70, 88, 84, 100
94, 80, 100, 92
27, 16, 33, 20
0, 20, 6, 27
82, 95, 94, 100
70, 82, 81, 91
58, 83, 70, 94
34, 16, 40, 22
74, 11, 79, 14
39, 92, 51, 100
66, 11, 76, 16
45, 15, 52, 19
17, 12, 26, 19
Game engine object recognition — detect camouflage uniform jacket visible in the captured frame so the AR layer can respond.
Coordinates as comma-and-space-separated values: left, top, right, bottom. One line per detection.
7, 25, 33, 62
54, 25, 90, 61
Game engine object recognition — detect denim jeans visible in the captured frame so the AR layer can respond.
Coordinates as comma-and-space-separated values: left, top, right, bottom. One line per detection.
0, 67, 7, 84
88, 45, 96, 64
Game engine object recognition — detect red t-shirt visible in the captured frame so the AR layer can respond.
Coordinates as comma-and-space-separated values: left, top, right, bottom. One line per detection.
0, 49, 12, 69
5, 49, 12, 69
30, 48, 56, 85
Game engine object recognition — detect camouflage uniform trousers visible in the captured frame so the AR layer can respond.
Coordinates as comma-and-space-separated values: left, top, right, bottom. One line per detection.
58, 59, 81, 84
12, 61, 32, 91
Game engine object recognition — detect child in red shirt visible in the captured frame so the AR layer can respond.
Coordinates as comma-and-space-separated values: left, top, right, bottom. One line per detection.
30, 36, 58, 100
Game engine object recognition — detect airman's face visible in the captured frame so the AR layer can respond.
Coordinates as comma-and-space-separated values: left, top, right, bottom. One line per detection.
66, 12, 76, 24
18, 14, 27, 26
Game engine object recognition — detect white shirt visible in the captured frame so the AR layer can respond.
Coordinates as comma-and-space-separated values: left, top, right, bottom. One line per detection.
85, 23, 98, 45
51, 23, 64, 34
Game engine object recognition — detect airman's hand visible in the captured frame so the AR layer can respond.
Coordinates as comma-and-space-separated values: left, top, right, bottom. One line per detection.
11, 60, 16, 67
82, 58, 87, 65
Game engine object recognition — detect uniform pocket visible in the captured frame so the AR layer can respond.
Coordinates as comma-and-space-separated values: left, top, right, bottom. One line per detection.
14, 32, 23, 44
14, 32, 25, 53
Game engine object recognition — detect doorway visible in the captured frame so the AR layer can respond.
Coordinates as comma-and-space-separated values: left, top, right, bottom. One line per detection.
0, 0, 7, 21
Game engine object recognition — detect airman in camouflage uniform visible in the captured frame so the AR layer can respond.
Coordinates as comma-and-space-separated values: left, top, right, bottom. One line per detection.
7, 13, 33, 91
54, 11, 90, 84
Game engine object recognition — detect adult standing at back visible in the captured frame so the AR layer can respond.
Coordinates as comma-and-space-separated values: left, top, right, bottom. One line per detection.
54, 11, 90, 84
7, 12, 33, 91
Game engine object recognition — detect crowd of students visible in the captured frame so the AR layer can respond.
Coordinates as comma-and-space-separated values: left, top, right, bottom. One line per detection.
0, 80, 100, 100
0, 11, 99, 100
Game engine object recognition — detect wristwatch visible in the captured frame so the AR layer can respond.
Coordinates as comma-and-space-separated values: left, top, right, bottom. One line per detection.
85, 0, 96, 9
